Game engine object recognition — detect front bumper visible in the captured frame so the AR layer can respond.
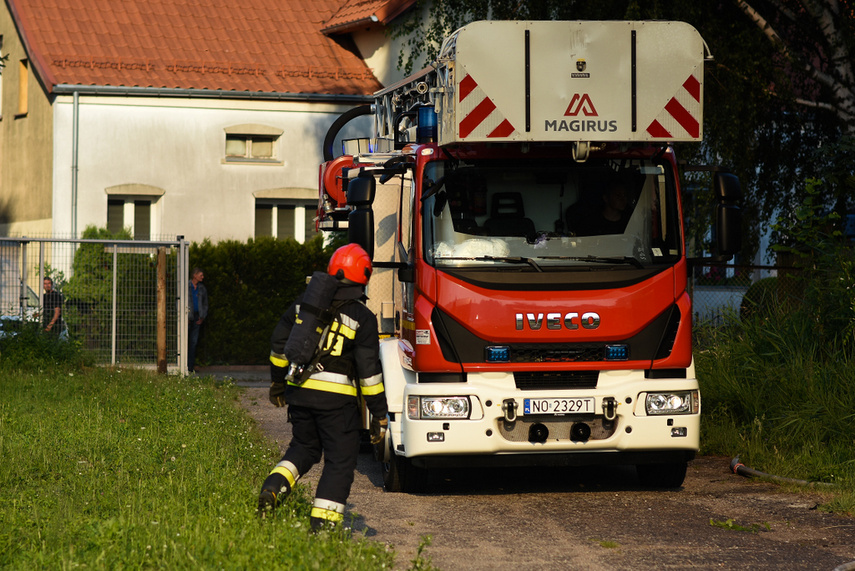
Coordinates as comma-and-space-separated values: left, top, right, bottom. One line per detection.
391, 369, 700, 463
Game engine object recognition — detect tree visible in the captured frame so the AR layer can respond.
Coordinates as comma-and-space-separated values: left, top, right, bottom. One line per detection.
390, 0, 855, 258
730, 1, 855, 247
737, 1, 854, 134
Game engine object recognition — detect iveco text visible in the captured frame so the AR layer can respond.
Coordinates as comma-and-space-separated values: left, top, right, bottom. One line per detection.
515, 312, 601, 330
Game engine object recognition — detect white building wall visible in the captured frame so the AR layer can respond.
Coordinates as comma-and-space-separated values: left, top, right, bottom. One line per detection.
52, 95, 371, 243
351, 5, 435, 87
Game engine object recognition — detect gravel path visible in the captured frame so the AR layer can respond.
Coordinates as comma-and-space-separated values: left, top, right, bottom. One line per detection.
233, 382, 855, 571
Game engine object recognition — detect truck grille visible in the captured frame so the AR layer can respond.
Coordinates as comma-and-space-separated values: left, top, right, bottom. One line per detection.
514, 371, 599, 390
509, 343, 604, 363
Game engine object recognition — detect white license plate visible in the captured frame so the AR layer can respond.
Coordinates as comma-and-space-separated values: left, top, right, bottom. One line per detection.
523, 397, 595, 415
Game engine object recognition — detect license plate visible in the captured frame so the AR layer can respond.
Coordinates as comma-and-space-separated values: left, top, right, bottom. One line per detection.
523, 397, 595, 415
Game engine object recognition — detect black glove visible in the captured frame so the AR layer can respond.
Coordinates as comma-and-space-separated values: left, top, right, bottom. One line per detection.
369, 416, 388, 445
269, 382, 286, 408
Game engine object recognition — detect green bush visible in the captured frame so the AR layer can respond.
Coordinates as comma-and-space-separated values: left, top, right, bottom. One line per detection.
0, 321, 94, 371
191, 236, 332, 365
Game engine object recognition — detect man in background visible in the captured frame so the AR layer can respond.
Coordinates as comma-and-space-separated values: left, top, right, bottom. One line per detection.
42, 277, 63, 335
188, 268, 207, 373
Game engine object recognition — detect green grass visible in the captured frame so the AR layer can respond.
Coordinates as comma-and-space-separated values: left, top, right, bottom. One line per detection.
696, 307, 855, 514
709, 518, 771, 534
0, 366, 415, 570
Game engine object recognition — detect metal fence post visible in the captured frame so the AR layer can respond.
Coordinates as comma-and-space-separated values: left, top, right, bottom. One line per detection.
157, 247, 167, 374
111, 243, 118, 366
38, 241, 45, 309
178, 236, 188, 375
20, 239, 28, 323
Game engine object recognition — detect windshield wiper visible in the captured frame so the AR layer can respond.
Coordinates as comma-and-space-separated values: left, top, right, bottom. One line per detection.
438, 256, 544, 272
538, 255, 645, 269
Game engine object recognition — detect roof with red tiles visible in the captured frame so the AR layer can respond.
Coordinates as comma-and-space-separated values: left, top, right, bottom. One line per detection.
7, 0, 384, 96
322, 0, 415, 35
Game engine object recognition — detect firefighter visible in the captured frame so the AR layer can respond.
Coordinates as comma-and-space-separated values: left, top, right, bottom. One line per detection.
258, 243, 388, 531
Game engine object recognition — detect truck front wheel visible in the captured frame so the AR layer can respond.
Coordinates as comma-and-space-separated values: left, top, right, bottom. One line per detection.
636, 461, 688, 488
382, 439, 426, 493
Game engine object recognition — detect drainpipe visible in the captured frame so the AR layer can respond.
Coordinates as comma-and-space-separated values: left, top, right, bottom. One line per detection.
72, 91, 79, 238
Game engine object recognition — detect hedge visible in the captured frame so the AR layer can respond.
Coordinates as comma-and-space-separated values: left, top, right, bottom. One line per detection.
191, 235, 332, 365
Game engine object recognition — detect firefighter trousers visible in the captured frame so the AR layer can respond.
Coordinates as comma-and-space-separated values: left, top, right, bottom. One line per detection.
282, 402, 361, 528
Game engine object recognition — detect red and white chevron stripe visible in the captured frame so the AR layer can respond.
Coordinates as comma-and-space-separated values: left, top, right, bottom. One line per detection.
645, 73, 701, 139
457, 74, 516, 139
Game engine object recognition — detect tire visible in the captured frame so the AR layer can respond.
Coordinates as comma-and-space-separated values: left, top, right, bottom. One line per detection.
382, 437, 426, 493
636, 461, 688, 488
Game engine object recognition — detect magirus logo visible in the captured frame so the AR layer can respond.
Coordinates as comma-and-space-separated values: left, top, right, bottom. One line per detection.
564, 93, 597, 116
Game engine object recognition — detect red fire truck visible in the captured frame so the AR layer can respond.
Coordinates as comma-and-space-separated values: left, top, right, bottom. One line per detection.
318, 20, 741, 491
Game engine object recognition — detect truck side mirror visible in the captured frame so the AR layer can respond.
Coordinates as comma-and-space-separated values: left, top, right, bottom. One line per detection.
347, 175, 376, 257
347, 174, 376, 206
713, 172, 742, 260
714, 172, 741, 202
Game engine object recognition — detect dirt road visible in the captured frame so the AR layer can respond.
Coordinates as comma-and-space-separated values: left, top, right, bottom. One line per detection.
239, 385, 855, 570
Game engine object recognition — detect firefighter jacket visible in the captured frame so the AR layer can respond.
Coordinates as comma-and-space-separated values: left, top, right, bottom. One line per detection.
269, 283, 387, 419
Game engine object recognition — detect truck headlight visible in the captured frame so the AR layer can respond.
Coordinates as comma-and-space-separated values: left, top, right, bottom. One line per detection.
407, 396, 471, 419
645, 390, 699, 415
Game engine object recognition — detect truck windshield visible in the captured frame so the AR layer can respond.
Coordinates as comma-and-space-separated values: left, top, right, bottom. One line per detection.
422, 158, 681, 269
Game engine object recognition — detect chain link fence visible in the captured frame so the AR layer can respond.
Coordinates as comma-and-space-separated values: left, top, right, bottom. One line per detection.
0, 237, 189, 371
688, 260, 801, 324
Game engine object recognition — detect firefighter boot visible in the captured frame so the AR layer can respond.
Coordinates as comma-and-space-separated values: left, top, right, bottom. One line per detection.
257, 461, 298, 518
309, 498, 346, 532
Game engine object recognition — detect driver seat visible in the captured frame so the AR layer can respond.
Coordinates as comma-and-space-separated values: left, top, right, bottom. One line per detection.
484, 192, 536, 237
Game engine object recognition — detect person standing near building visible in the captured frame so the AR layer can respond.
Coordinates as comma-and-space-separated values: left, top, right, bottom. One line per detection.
187, 267, 207, 373
42, 277, 63, 335
257, 244, 388, 532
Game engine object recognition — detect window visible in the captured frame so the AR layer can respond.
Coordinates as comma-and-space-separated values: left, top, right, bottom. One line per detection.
107, 199, 125, 234
107, 199, 151, 239
105, 184, 164, 240
134, 201, 151, 240
254, 202, 317, 243
226, 134, 276, 160
17, 58, 27, 117
223, 124, 283, 164
255, 205, 273, 238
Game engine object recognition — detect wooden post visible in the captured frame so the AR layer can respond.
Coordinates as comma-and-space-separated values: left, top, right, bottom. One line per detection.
157, 247, 167, 374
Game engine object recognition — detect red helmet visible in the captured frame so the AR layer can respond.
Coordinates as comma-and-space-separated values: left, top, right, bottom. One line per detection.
328, 244, 372, 285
